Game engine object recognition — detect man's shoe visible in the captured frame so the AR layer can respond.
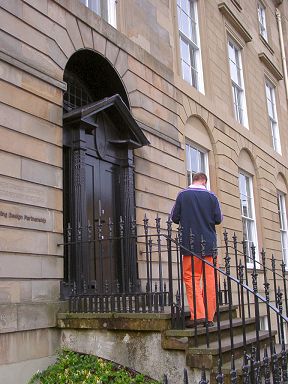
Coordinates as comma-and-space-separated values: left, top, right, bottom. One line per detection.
185, 318, 205, 328
204, 321, 214, 328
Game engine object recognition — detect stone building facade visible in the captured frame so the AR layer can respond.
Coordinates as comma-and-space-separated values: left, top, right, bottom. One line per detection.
0, 0, 287, 382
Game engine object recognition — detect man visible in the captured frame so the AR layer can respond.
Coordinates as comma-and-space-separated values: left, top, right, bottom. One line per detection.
171, 172, 223, 328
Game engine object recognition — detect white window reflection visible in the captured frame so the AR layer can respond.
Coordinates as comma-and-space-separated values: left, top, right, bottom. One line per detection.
177, 0, 204, 93
239, 172, 258, 264
186, 143, 208, 186
265, 80, 281, 154
228, 38, 248, 127
278, 192, 288, 266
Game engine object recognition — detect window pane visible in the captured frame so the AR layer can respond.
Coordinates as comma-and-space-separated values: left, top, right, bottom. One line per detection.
80, 0, 101, 14
258, 3, 267, 39
239, 173, 257, 263
190, 147, 198, 172
199, 152, 205, 172
228, 39, 247, 126
186, 144, 207, 185
178, 0, 203, 91
180, 38, 190, 63
266, 81, 281, 153
80, 0, 115, 26
278, 193, 288, 264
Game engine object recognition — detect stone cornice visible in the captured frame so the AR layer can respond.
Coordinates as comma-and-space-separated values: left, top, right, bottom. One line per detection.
0, 50, 67, 91
218, 2, 252, 43
258, 52, 283, 81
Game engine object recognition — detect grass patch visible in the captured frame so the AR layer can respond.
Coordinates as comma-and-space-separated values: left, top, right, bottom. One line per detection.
28, 349, 161, 384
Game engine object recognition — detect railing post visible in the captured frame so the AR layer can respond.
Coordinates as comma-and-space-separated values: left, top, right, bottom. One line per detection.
277, 287, 285, 347
263, 345, 271, 384
239, 261, 247, 351
201, 236, 210, 347
281, 260, 288, 317
143, 214, 150, 294
119, 216, 125, 292
215, 359, 224, 384
251, 243, 260, 361
242, 352, 250, 384
261, 248, 273, 356
189, 229, 198, 342
148, 237, 153, 312
213, 245, 222, 365
272, 343, 281, 384
66, 222, 72, 285
281, 342, 288, 383
166, 217, 174, 325
198, 367, 208, 384
242, 239, 251, 317
77, 221, 83, 292
156, 215, 164, 308
224, 230, 234, 354
272, 254, 281, 342
233, 233, 241, 316
183, 368, 189, 384
230, 355, 237, 384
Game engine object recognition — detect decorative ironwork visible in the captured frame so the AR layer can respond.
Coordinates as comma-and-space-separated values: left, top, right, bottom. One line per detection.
59, 217, 288, 384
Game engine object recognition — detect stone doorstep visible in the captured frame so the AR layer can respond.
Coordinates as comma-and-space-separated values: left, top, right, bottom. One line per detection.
57, 303, 239, 333
57, 311, 172, 331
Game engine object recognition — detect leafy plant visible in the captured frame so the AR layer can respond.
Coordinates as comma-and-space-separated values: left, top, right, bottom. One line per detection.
28, 349, 160, 384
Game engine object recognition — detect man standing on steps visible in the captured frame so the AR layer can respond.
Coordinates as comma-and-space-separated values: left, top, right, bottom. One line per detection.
171, 172, 223, 328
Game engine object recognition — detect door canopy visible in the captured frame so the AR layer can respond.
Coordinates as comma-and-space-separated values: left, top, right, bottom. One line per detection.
63, 94, 149, 150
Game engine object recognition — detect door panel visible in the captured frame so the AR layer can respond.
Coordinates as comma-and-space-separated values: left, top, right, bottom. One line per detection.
85, 155, 120, 291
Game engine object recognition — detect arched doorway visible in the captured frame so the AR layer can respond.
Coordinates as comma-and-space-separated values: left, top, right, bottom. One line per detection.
61, 50, 149, 298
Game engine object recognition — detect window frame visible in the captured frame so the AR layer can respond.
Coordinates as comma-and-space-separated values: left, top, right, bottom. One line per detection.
80, 0, 117, 27
265, 79, 281, 154
238, 171, 259, 266
185, 142, 209, 187
227, 37, 249, 128
257, 1, 268, 41
177, 0, 204, 93
277, 192, 288, 267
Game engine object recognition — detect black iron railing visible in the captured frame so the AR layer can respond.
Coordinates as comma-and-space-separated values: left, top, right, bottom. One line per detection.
59, 214, 288, 383
163, 348, 288, 383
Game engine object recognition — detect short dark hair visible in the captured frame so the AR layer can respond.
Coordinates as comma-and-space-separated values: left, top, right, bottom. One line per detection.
192, 172, 207, 183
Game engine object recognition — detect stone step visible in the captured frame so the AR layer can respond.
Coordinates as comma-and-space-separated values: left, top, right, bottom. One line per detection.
162, 318, 256, 350
186, 329, 277, 368
184, 304, 239, 321
209, 343, 286, 384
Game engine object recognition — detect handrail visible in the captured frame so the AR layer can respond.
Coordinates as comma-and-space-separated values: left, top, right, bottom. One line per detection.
163, 233, 288, 324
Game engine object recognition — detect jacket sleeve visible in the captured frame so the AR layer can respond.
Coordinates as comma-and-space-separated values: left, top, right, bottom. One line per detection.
214, 196, 223, 225
171, 195, 181, 224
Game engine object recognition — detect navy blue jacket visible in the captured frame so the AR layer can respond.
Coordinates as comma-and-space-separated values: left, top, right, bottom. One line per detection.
171, 186, 223, 256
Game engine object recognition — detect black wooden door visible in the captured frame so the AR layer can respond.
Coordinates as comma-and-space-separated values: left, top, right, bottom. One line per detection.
62, 96, 148, 298
85, 155, 121, 291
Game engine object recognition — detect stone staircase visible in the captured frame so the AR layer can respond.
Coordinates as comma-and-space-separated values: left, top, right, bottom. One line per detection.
58, 304, 281, 383
161, 305, 278, 383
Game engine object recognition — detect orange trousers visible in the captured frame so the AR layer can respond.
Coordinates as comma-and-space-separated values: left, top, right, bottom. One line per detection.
183, 255, 217, 321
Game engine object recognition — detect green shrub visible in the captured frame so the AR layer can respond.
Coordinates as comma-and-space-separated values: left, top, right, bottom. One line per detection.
28, 349, 160, 384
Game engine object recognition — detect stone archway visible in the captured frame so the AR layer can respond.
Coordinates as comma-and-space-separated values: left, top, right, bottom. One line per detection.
61, 50, 149, 297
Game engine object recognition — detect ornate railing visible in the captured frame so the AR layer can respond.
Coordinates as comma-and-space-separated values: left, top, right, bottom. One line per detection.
59, 214, 288, 383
